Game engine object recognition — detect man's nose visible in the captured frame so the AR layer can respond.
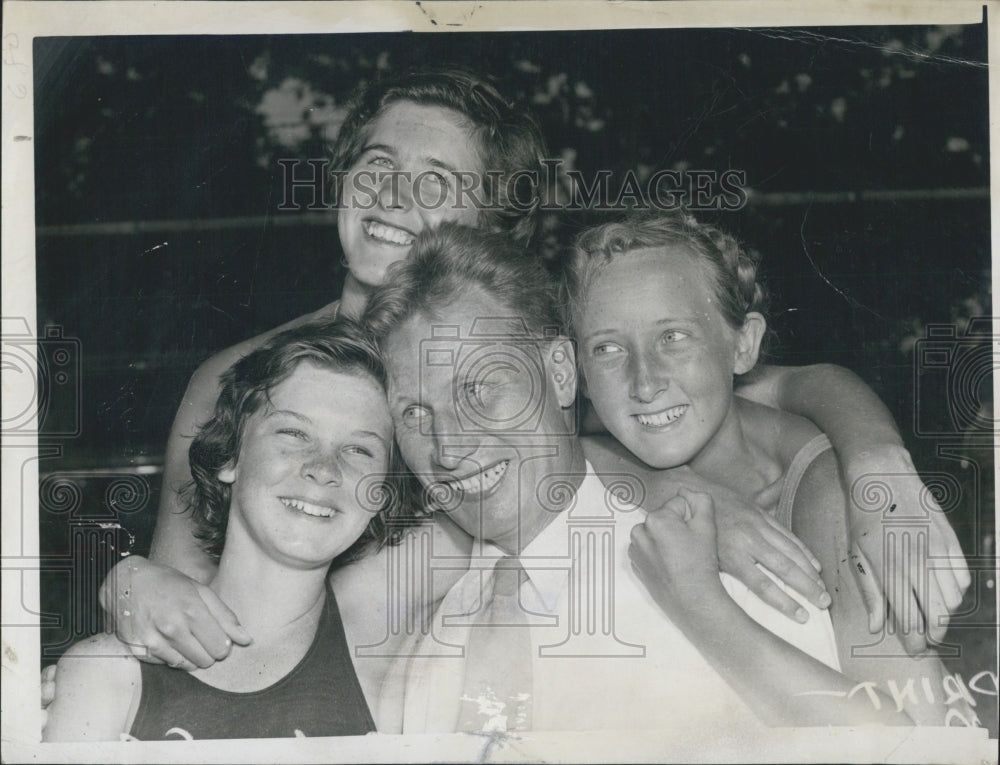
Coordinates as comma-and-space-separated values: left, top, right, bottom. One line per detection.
431, 414, 480, 470
628, 351, 668, 403
300, 452, 343, 485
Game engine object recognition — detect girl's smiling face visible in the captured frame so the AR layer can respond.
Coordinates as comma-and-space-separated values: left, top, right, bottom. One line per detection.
577, 245, 762, 471
219, 362, 393, 569
337, 100, 484, 289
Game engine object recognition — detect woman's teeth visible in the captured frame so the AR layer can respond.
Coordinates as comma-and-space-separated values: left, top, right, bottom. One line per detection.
280, 497, 335, 518
442, 460, 510, 497
363, 220, 415, 246
635, 404, 688, 427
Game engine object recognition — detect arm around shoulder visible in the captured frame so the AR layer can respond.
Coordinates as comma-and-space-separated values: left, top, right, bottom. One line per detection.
43, 633, 142, 742
749, 364, 971, 651
149, 353, 232, 580
739, 363, 904, 456
791, 451, 966, 725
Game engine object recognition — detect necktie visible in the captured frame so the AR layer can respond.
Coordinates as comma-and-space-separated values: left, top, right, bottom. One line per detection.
457, 555, 534, 732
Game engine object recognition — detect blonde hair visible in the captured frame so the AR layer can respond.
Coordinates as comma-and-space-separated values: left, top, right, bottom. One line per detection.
561, 208, 769, 349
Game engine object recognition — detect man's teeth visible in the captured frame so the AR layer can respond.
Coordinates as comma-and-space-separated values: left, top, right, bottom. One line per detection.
635, 405, 688, 427
280, 497, 335, 518
442, 461, 510, 497
363, 220, 415, 246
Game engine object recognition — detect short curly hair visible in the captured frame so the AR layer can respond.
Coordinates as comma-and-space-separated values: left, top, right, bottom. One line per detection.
184, 318, 419, 562
330, 66, 548, 246
561, 208, 771, 355
362, 221, 561, 344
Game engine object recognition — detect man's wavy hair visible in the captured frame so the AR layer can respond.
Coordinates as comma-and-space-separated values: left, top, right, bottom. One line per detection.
362, 221, 561, 344
561, 208, 773, 362
183, 318, 420, 564
330, 66, 548, 246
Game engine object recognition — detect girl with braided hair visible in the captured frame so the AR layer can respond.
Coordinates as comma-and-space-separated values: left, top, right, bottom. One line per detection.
565, 209, 977, 726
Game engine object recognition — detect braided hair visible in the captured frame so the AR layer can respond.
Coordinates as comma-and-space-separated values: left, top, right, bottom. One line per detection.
561, 208, 770, 356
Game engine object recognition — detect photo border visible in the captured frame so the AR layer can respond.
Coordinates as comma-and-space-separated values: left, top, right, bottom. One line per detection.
2, 2, 996, 762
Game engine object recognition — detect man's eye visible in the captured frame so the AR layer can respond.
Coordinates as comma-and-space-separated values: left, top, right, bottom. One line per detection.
400, 405, 428, 427
592, 343, 624, 357
463, 382, 488, 407
368, 155, 393, 168
660, 330, 689, 344
277, 428, 307, 440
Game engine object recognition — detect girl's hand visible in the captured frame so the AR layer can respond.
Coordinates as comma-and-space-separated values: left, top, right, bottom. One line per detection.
652, 479, 831, 622
846, 445, 971, 654
629, 489, 729, 627
40, 664, 57, 731
99, 556, 252, 671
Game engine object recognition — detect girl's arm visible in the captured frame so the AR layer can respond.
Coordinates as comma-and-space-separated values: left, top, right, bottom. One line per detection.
42, 634, 141, 742
147, 356, 231, 581
629, 490, 911, 726
791, 451, 978, 726
98, 353, 252, 672
737, 363, 971, 654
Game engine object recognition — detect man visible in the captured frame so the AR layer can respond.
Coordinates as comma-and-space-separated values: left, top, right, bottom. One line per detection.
362, 222, 909, 733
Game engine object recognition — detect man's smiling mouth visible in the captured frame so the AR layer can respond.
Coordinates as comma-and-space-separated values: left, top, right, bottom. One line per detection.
363, 220, 415, 246
439, 460, 510, 498
633, 404, 688, 428
280, 497, 337, 518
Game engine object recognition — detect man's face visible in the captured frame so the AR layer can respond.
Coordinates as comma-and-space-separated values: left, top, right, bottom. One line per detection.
383, 289, 579, 553
337, 100, 484, 289
220, 363, 393, 569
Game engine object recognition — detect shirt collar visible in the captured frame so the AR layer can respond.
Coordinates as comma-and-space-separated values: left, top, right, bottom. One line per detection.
475, 462, 608, 612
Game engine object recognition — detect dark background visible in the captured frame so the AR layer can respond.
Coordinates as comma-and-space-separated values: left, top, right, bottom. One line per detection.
32, 25, 995, 730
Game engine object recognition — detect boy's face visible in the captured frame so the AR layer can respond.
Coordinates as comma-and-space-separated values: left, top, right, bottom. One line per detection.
338, 100, 484, 289
576, 246, 754, 471
382, 288, 579, 554
219, 362, 393, 569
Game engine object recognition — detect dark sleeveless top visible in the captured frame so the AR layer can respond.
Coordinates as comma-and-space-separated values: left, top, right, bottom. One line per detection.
128, 580, 375, 740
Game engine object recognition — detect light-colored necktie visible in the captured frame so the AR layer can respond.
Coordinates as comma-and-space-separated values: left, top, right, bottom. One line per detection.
457, 555, 534, 732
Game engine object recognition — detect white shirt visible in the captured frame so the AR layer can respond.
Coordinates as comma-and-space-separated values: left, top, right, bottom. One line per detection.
376, 464, 840, 733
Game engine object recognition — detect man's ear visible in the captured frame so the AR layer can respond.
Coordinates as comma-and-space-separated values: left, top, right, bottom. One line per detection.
734, 312, 766, 375
218, 463, 237, 485
546, 337, 578, 408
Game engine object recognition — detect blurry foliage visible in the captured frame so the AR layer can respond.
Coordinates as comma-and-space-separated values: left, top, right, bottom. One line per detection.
35, 26, 987, 224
